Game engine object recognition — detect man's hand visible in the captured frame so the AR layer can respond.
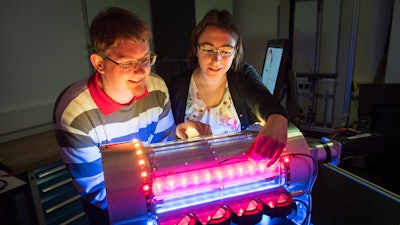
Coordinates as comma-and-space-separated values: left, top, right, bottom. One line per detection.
248, 114, 288, 167
176, 120, 212, 139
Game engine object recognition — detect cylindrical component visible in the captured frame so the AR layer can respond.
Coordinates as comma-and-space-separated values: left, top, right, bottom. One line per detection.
308, 138, 341, 164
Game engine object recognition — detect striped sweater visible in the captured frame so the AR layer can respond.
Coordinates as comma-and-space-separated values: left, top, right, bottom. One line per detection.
53, 71, 175, 210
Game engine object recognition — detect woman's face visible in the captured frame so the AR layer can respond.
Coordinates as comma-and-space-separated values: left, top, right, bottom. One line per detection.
196, 25, 237, 79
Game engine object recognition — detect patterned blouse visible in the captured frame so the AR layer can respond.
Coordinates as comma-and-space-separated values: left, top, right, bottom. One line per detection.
185, 76, 241, 135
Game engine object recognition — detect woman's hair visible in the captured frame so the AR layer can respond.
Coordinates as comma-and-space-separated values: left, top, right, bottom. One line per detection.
90, 7, 152, 57
188, 9, 243, 71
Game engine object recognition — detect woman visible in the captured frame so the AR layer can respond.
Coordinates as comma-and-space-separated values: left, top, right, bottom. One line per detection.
168, 9, 288, 167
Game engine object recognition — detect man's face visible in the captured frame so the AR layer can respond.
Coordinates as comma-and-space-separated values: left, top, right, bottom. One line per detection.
99, 40, 152, 104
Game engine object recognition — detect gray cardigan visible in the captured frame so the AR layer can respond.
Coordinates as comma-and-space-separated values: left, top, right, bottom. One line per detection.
168, 63, 287, 130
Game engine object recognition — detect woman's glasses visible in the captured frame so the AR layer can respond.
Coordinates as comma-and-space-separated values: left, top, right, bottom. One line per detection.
198, 45, 235, 57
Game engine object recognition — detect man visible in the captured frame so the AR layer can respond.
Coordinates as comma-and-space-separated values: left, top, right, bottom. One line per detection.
53, 7, 210, 225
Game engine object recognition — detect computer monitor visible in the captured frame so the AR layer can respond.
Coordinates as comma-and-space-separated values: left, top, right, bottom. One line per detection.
261, 39, 291, 101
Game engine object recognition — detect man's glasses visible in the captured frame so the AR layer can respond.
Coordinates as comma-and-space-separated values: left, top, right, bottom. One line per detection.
106, 52, 157, 72
198, 45, 236, 57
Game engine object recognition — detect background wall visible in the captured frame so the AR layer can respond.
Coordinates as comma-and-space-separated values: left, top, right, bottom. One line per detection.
195, 0, 233, 24
386, 0, 400, 83
0, 1, 90, 142
235, 0, 396, 130
338, 0, 394, 127
233, 0, 281, 73
0, 0, 151, 143
0, 0, 398, 143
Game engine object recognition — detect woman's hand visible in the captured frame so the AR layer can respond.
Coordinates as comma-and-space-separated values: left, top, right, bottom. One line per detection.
248, 114, 288, 167
176, 120, 213, 139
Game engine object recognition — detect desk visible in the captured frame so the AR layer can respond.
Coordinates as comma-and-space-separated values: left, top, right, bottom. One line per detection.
311, 164, 400, 225
0, 130, 60, 175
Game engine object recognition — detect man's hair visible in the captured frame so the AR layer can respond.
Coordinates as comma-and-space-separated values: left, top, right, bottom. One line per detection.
188, 9, 243, 71
90, 7, 152, 57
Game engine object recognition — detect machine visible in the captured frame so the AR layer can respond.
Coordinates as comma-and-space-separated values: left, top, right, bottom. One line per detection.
101, 124, 339, 225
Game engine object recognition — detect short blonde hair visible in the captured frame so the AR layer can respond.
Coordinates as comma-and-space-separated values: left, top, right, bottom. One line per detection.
90, 7, 152, 57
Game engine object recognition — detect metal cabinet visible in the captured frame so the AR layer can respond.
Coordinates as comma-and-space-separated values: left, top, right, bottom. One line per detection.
28, 161, 88, 225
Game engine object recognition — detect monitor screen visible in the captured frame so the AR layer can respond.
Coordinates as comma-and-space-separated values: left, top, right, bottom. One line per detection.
261, 39, 290, 101
262, 47, 283, 94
